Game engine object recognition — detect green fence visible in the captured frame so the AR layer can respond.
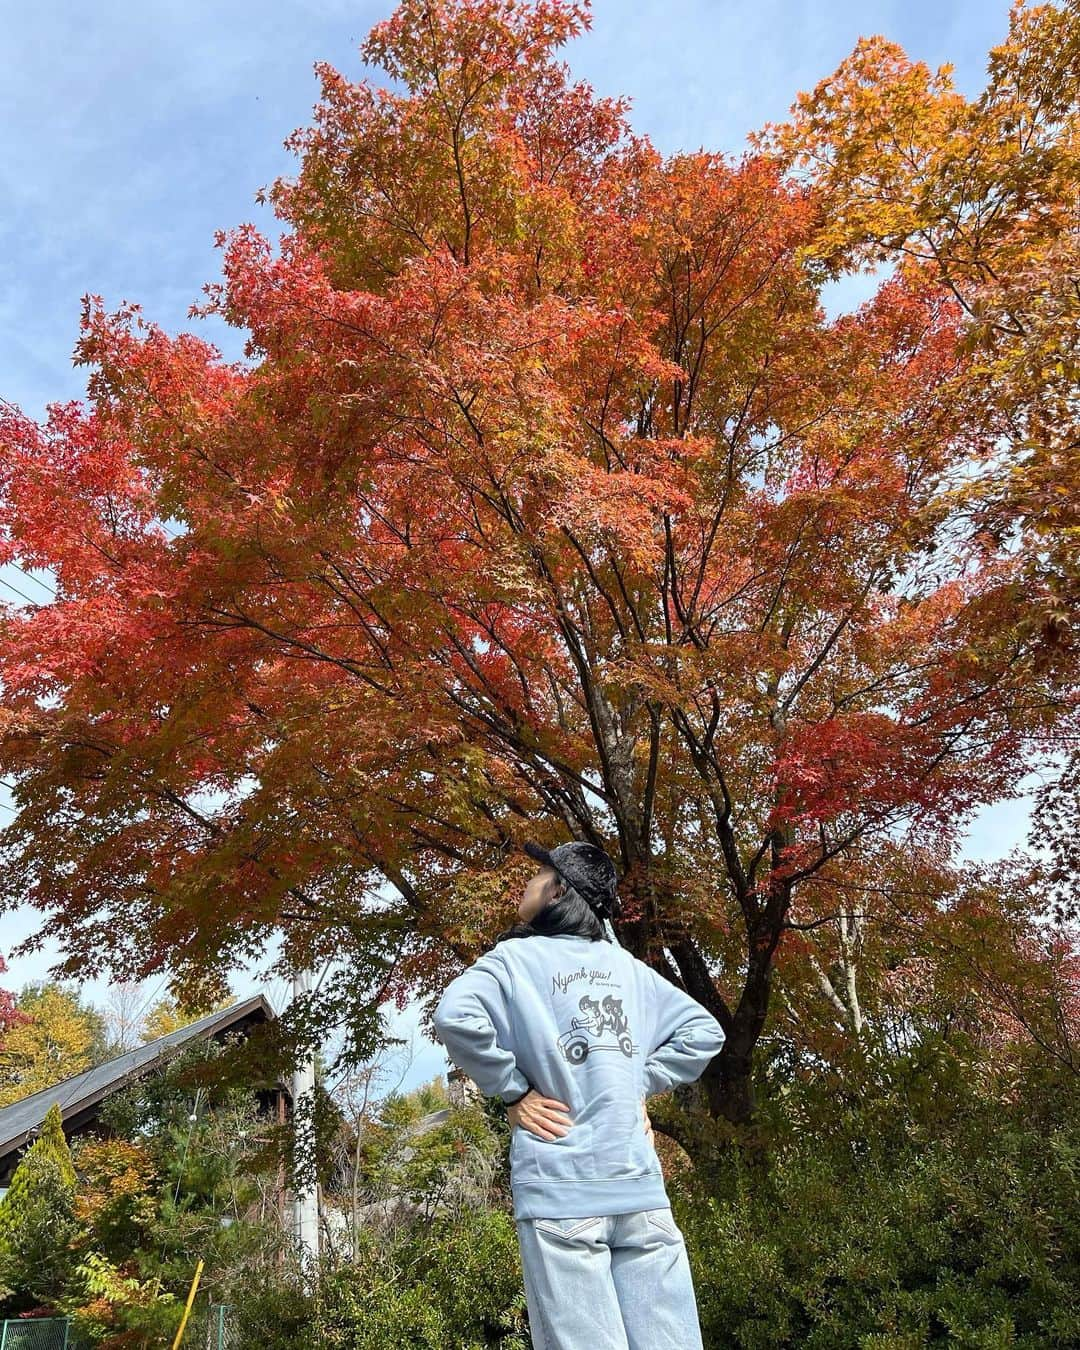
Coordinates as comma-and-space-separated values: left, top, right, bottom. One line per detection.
199, 1303, 235, 1350
0, 1320, 84, 1350
0, 1306, 233, 1350
0, 1308, 234, 1350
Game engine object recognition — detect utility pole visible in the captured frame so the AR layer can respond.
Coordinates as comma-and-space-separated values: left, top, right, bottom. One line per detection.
290, 968, 319, 1285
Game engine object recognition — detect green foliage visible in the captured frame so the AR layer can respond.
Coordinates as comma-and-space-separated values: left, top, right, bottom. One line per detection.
61, 1251, 180, 1347
1, 1042, 289, 1335
315, 1262, 449, 1349
0, 1153, 83, 1313
71, 1138, 159, 1262
417, 1207, 528, 1347
306, 1208, 527, 1350
113, 1076, 289, 1306
224, 1274, 312, 1350
96, 1035, 254, 1141
224, 1083, 526, 1350
21, 1102, 77, 1189
338, 1078, 513, 1238
676, 1036, 1080, 1349
0, 1103, 83, 1313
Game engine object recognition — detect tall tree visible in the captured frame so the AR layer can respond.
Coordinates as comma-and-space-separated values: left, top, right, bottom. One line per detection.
0, 983, 109, 1106
0, 0, 1073, 1133
101, 980, 148, 1056
0, 1102, 81, 1312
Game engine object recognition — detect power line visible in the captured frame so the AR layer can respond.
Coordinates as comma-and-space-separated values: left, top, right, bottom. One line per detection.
0, 778, 20, 821
0, 577, 43, 607
7, 563, 56, 598
128, 972, 174, 1029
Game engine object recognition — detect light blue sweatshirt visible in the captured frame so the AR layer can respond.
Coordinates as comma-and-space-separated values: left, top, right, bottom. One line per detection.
432, 931, 726, 1220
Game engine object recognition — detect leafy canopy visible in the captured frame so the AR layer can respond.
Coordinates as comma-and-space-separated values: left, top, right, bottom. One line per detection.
0, 0, 1075, 1124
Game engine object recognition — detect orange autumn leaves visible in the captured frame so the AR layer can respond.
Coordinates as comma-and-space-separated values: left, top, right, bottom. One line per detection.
0, 0, 1075, 1115
756, 0, 1080, 657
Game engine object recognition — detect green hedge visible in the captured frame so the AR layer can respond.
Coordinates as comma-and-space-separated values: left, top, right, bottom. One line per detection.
676, 1039, 1080, 1348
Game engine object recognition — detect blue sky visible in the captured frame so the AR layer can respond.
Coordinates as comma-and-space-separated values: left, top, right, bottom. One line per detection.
0, 0, 1031, 1097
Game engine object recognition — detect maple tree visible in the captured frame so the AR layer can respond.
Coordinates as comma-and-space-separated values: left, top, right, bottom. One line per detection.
72, 1137, 159, 1254
0, 0, 1075, 1134
0, 957, 26, 1049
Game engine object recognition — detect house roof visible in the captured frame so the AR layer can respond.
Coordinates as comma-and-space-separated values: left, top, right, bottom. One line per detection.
403, 1107, 451, 1139
0, 993, 277, 1173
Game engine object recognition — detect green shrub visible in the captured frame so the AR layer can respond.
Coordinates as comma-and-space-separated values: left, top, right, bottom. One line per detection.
0, 1103, 83, 1314
310, 1208, 527, 1350
228, 1276, 313, 1350
315, 1262, 449, 1349
222, 1206, 528, 1349
676, 1039, 1080, 1348
414, 1208, 528, 1348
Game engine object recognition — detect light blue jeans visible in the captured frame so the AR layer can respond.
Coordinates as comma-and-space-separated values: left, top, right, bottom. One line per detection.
514, 1206, 705, 1349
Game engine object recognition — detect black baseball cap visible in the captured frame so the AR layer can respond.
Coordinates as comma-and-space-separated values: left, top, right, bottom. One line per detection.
522, 839, 621, 919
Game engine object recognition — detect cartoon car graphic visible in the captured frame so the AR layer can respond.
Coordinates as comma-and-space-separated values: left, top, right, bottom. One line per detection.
558, 994, 637, 1064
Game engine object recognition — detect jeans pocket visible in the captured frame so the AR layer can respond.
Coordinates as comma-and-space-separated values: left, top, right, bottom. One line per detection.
533, 1215, 604, 1240
645, 1207, 679, 1238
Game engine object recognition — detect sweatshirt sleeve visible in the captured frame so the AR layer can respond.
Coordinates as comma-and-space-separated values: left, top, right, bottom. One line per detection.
640, 964, 726, 1100
432, 949, 532, 1104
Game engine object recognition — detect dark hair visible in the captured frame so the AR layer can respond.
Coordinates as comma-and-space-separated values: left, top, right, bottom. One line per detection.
495, 872, 611, 945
